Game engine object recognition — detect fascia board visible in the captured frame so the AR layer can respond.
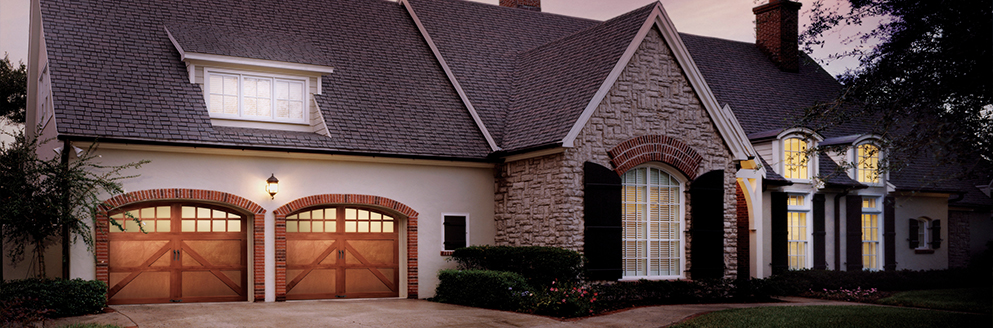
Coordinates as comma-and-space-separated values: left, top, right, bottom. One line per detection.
561, 3, 756, 161
399, 0, 501, 152
164, 27, 335, 75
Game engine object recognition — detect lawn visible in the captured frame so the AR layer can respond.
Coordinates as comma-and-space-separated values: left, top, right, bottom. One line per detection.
669, 305, 991, 328
876, 288, 992, 314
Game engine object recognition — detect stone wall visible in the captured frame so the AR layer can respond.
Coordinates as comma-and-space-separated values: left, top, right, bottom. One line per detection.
948, 209, 972, 268
493, 27, 738, 278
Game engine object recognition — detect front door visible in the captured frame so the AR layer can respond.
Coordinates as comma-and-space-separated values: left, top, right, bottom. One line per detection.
107, 204, 248, 304
285, 206, 399, 299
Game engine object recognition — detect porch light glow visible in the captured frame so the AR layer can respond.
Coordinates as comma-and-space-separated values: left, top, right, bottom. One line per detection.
266, 174, 279, 199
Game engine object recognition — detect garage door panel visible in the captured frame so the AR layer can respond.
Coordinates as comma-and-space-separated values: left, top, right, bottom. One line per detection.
110, 240, 169, 267
287, 239, 335, 266
185, 240, 243, 267
286, 269, 337, 296
182, 271, 241, 298
345, 269, 394, 293
110, 271, 170, 300
346, 240, 395, 265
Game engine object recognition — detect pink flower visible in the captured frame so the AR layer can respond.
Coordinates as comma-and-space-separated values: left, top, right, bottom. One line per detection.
561, 299, 566, 303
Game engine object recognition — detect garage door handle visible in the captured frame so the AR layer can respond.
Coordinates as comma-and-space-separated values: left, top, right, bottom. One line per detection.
173, 249, 180, 261
338, 250, 344, 259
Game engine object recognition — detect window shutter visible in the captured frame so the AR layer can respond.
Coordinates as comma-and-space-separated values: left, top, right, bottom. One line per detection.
690, 170, 725, 280
930, 220, 942, 249
883, 196, 896, 271
443, 215, 466, 250
812, 194, 826, 270
908, 219, 919, 249
845, 195, 863, 271
770, 192, 788, 275
583, 162, 622, 280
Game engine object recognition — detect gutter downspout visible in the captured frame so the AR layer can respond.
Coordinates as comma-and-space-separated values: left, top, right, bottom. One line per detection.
833, 188, 851, 271
61, 139, 70, 279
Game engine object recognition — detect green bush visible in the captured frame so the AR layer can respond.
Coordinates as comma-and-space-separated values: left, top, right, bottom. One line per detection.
526, 281, 598, 318
760, 269, 974, 296
450, 246, 584, 286
589, 278, 773, 313
0, 278, 107, 318
434, 269, 531, 311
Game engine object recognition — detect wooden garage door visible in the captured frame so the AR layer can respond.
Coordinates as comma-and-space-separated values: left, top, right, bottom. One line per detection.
285, 206, 399, 299
107, 204, 247, 304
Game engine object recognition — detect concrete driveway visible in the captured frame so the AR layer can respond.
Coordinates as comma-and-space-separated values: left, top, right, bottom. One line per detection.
42, 297, 865, 328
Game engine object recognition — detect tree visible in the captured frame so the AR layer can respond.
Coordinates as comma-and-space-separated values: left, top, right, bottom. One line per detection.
0, 128, 146, 279
0, 54, 27, 124
798, 0, 992, 179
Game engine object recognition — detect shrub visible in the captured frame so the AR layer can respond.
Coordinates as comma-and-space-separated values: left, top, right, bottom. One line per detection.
0, 297, 51, 326
526, 280, 598, 318
450, 246, 584, 286
589, 278, 773, 313
760, 269, 974, 296
0, 278, 107, 318
434, 269, 530, 311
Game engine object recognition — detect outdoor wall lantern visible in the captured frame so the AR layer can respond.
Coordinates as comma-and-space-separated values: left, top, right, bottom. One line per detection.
266, 174, 279, 199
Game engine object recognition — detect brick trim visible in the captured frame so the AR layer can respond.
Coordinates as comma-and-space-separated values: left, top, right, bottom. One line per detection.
607, 135, 704, 178
272, 194, 420, 300
95, 189, 267, 302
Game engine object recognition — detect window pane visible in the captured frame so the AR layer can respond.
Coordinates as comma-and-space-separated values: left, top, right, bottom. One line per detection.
157, 220, 170, 233
289, 82, 303, 100
290, 101, 303, 119
223, 76, 238, 94
209, 75, 222, 94
228, 220, 240, 232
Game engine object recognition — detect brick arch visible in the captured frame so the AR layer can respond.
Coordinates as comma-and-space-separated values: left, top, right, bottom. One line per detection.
94, 189, 267, 302
272, 194, 419, 300
607, 135, 704, 179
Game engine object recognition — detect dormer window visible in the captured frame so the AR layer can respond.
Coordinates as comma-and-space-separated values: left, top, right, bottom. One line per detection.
783, 137, 809, 180
856, 143, 881, 184
206, 70, 307, 124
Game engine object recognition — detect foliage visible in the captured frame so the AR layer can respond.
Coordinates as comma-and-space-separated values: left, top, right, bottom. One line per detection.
0, 297, 51, 327
0, 278, 107, 318
0, 128, 147, 278
669, 305, 990, 328
0, 54, 26, 123
590, 278, 773, 313
449, 246, 584, 286
877, 289, 992, 314
760, 268, 973, 296
433, 269, 531, 311
801, 287, 887, 303
525, 280, 598, 318
798, 0, 992, 179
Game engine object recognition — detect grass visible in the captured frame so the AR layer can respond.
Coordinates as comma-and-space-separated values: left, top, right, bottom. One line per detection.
670, 305, 991, 328
877, 288, 992, 314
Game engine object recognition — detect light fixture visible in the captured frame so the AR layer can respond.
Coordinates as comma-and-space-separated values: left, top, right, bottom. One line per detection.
266, 174, 279, 199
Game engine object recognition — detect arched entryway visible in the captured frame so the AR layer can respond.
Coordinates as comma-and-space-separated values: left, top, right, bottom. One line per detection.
273, 194, 419, 300
96, 189, 266, 304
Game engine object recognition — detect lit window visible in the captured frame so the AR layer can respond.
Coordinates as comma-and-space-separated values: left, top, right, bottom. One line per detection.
622, 166, 682, 278
286, 207, 395, 234
783, 138, 809, 180
787, 194, 809, 270
856, 144, 880, 184
861, 197, 881, 270
206, 71, 307, 123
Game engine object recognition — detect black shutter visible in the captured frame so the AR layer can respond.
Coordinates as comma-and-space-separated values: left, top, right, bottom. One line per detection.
812, 194, 826, 270
770, 192, 788, 275
930, 220, 942, 249
884, 196, 896, 271
845, 195, 863, 271
908, 219, 920, 249
690, 170, 725, 280
584, 162, 622, 280
443, 215, 466, 250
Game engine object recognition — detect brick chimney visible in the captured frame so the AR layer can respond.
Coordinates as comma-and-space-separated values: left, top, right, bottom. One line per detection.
499, 0, 540, 12
753, 0, 802, 72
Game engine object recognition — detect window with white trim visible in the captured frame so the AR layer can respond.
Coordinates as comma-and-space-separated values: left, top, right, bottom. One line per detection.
783, 137, 809, 180
856, 143, 881, 184
621, 166, 682, 279
787, 194, 810, 270
861, 197, 881, 270
206, 70, 307, 123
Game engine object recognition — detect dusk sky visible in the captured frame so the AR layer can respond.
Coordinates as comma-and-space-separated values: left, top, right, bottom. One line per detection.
1, 0, 863, 78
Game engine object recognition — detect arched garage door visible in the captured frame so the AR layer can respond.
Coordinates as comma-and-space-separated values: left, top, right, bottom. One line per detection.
106, 203, 248, 304
285, 206, 399, 299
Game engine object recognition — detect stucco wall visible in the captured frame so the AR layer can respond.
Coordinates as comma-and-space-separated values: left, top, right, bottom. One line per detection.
47, 145, 494, 300
494, 27, 738, 278
892, 194, 948, 270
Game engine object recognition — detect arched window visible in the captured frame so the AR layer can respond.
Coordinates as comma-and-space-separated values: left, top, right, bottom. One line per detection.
783, 137, 809, 180
621, 165, 683, 278
857, 143, 881, 184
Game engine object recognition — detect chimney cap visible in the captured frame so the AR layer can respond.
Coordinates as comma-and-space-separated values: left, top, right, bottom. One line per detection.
753, 0, 802, 15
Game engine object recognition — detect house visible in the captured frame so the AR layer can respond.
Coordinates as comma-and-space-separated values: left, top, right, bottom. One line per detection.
18, 0, 990, 304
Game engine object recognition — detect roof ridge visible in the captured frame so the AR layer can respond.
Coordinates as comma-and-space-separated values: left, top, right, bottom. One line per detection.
513, 2, 658, 58
428, 0, 602, 24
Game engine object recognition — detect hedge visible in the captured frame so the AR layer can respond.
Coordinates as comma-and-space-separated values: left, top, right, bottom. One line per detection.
760, 269, 976, 296
434, 269, 531, 311
0, 278, 107, 318
450, 246, 584, 286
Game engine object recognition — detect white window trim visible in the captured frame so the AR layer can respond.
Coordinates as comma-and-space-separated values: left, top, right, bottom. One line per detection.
915, 217, 932, 250
853, 142, 885, 186
441, 213, 470, 252
861, 195, 883, 270
778, 135, 817, 183
619, 164, 686, 281
203, 67, 310, 124
787, 193, 812, 269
